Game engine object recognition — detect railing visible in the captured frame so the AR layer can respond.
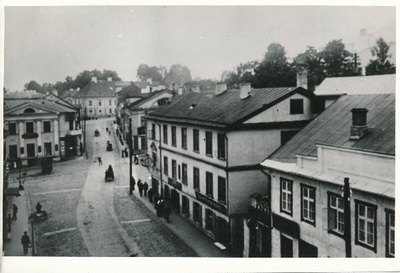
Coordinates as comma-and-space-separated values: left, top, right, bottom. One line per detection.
22, 132, 38, 139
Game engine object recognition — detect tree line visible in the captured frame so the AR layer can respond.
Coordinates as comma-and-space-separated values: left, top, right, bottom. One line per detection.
222, 38, 395, 91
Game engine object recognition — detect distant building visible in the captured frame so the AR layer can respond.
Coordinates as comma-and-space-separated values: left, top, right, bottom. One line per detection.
144, 80, 315, 254
247, 93, 395, 257
74, 77, 117, 118
4, 95, 82, 166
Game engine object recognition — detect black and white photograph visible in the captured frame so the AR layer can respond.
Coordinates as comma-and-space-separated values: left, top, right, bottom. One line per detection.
1, 1, 398, 272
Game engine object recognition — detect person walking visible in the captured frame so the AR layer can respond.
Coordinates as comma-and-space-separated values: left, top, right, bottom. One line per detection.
143, 182, 149, 197
21, 231, 31, 255
7, 214, 12, 232
129, 177, 136, 194
98, 154, 102, 165
138, 179, 143, 197
12, 204, 18, 220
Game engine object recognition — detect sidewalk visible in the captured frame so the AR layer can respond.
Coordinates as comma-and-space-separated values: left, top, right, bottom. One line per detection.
3, 187, 32, 256
125, 156, 231, 257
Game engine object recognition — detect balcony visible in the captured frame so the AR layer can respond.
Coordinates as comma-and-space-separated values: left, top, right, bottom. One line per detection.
248, 195, 271, 226
22, 132, 38, 139
66, 129, 82, 136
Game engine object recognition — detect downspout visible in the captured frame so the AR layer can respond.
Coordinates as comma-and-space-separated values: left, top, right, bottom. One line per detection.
154, 121, 163, 198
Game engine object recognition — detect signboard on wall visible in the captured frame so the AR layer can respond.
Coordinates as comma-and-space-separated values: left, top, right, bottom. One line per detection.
195, 191, 227, 215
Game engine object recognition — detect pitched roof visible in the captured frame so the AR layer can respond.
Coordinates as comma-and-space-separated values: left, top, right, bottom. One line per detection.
74, 82, 116, 98
4, 92, 46, 99
269, 94, 395, 163
314, 74, 395, 96
147, 87, 312, 127
4, 98, 77, 114
128, 89, 173, 110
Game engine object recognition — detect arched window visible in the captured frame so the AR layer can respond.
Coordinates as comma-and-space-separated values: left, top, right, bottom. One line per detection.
23, 108, 35, 113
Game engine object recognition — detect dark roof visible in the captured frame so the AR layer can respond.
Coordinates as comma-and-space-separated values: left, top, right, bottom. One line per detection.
74, 82, 116, 98
4, 92, 46, 99
4, 99, 77, 114
118, 84, 143, 98
147, 87, 312, 127
269, 94, 395, 163
315, 74, 395, 96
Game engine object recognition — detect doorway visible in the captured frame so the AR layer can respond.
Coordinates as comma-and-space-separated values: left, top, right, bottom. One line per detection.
171, 189, 180, 212
280, 234, 293, 257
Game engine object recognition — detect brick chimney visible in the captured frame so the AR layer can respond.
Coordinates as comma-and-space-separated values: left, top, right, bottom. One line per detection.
350, 108, 368, 140
92, 77, 98, 83
191, 85, 200, 93
239, 83, 251, 99
215, 82, 227, 95
296, 65, 308, 89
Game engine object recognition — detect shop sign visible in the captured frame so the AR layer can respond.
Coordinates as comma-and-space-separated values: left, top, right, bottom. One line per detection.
195, 191, 227, 215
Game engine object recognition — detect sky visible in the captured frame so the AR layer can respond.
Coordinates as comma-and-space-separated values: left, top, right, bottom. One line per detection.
3, 5, 396, 92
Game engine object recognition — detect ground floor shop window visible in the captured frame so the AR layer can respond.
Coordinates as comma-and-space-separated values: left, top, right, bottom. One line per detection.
280, 234, 293, 257
44, 142, 52, 156
193, 202, 202, 226
205, 209, 215, 231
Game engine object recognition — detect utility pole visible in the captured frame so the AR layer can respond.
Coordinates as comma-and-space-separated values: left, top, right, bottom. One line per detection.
83, 107, 87, 159
343, 177, 352, 257
129, 118, 133, 183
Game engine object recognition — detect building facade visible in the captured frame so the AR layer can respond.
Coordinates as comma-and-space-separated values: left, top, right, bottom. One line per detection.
247, 93, 395, 257
145, 82, 314, 254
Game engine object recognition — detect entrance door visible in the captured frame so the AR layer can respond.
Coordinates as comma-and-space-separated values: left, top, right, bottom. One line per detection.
171, 189, 180, 212
299, 240, 318, 257
215, 217, 230, 247
27, 143, 35, 157
163, 185, 170, 200
9, 145, 18, 159
151, 178, 159, 195
280, 235, 293, 257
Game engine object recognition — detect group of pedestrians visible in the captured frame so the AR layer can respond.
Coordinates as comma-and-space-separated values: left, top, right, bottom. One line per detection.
6, 203, 32, 255
129, 176, 149, 197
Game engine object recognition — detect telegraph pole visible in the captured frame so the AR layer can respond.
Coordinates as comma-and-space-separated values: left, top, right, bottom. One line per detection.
129, 118, 133, 183
343, 177, 352, 257
84, 107, 87, 158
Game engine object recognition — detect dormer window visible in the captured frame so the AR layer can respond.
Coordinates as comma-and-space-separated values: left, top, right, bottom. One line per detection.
23, 108, 35, 113
290, 99, 304, 114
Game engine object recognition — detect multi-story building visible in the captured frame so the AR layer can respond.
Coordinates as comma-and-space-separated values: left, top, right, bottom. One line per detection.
144, 80, 314, 254
74, 77, 117, 118
4, 95, 82, 167
251, 93, 395, 257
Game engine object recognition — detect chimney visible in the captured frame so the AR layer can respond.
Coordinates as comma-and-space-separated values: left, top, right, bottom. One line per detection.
360, 28, 367, 36
192, 85, 200, 93
215, 82, 227, 95
107, 77, 112, 82
350, 108, 368, 140
296, 65, 308, 89
91, 77, 97, 83
147, 78, 153, 84
239, 83, 251, 99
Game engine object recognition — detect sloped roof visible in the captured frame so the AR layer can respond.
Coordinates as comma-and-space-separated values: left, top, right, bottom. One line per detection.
269, 94, 395, 163
128, 89, 173, 110
4, 99, 77, 114
74, 81, 116, 98
147, 87, 312, 127
314, 74, 395, 96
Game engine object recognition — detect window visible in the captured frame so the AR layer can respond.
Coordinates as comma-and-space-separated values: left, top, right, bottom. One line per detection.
99, 100, 102, 106
9, 145, 18, 159
69, 120, 74, 130
151, 124, 156, 140
386, 209, 395, 257
26, 122, 34, 134
206, 131, 212, 156
281, 131, 298, 146
109, 109, 112, 114
178, 165, 181, 180
163, 125, 168, 144
157, 98, 169, 106
43, 121, 51, 133
109, 100, 112, 106
152, 152, 157, 167
23, 108, 35, 113
290, 99, 304, 114
193, 167, 200, 190
171, 126, 176, 147
205, 209, 215, 231
301, 185, 315, 225
182, 163, 188, 185
193, 129, 199, 153
89, 100, 92, 106
38, 145, 42, 153
355, 200, 377, 251
181, 128, 187, 149
163, 156, 168, 176
206, 172, 213, 197
55, 144, 58, 151
172, 159, 177, 179
8, 123, 17, 135
193, 202, 202, 226
328, 193, 344, 236
217, 133, 225, 160
280, 178, 293, 216
218, 176, 226, 203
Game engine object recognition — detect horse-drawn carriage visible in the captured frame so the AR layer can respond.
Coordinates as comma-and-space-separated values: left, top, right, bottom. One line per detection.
105, 165, 114, 182
94, 129, 100, 137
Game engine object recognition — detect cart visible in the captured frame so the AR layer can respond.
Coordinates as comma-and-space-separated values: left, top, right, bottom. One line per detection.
94, 129, 100, 137
106, 141, 113, 151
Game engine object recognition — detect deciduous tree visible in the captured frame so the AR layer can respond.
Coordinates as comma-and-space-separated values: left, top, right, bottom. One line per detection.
366, 37, 396, 75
